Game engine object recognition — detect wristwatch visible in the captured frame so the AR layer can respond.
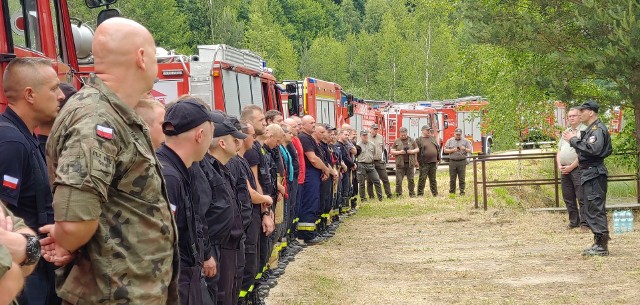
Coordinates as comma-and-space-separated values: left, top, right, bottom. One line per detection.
19, 233, 41, 266
261, 209, 271, 217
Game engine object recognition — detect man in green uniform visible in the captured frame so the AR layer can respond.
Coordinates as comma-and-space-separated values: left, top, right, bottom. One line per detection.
357, 130, 382, 202
0, 201, 40, 304
41, 18, 179, 304
443, 128, 472, 195
563, 100, 613, 256
390, 127, 418, 197
416, 125, 440, 197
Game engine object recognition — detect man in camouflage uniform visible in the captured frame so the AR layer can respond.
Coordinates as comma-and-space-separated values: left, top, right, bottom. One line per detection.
41, 18, 179, 304
1, 201, 40, 304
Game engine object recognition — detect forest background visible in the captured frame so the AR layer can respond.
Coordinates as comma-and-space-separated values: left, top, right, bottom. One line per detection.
70, 0, 639, 168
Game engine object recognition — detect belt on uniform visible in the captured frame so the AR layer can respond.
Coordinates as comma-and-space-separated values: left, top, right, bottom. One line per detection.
579, 162, 603, 169
358, 162, 373, 165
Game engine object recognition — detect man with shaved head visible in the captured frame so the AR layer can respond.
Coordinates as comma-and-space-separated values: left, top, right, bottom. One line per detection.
42, 18, 180, 304
1, 57, 64, 305
296, 116, 333, 245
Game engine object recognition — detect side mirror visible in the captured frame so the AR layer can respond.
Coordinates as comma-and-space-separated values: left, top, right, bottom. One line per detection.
97, 8, 121, 26
285, 83, 297, 94
85, 0, 118, 9
444, 121, 449, 129
289, 95, 299, 117
348, 103, 354, 117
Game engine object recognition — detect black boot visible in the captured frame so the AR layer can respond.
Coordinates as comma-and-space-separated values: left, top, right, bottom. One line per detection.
583, 233, 610, 256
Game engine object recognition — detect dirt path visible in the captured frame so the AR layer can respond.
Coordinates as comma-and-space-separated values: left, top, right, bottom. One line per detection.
265, 197, 640, 305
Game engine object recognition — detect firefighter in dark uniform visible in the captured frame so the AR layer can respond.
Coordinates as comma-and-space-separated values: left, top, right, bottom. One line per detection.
317, 124, 334, 237
157, 99, 220, 305
208, 117, 247, 305
563, 100, 613, 256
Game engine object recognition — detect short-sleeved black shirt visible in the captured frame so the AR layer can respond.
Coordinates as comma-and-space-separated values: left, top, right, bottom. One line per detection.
0, 107, 53, 230
299, 132, 323, 170
245, 141, 274, 196
286, 142, 300, 178
156, 144, 202, 267
226, 156, 253, 232
319, 142, 331, 166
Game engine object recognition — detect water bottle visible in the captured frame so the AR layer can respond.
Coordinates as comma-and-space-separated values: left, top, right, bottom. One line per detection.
613, 210, 621, 234
626, 210, 634, 232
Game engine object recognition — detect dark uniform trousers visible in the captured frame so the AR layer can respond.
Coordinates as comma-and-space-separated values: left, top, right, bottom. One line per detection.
340, 170, 352, 212
561, 168, 586, 227
358, 162, 382, 200
286, 179, 298, 241
367, 161, 391, 198
240, 206, 261, 295
448, 159, 467, 194
581, 165, 609, 234
320, 175, 333, 230
418, 162, 438, 196
298, 167, 322, 240
395, 165, 415, 196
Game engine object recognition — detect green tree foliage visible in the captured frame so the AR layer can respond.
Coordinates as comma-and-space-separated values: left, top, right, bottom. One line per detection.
243, 0, 299, 80
462, 0, 640, 166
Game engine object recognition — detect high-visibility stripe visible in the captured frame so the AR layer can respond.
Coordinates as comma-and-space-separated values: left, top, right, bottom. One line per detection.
281, 241, 288, 248
239, 290, 248, 298
248, 284, 255, 292
321, 213, 330, 219
314, 219, 321, 225
297, 222, 316, 231
255, 272, 262, 280
293, 217, 300, 223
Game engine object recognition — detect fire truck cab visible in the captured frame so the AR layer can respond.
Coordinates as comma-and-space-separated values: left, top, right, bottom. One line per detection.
0, 0, 114, 110
281, 77, 348, 127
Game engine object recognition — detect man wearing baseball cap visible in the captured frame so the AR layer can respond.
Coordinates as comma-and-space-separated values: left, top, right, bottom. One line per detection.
562, 100, 613, 256
444, 128, 472, 195
156, 97, 221, 304
207, 116, 248, 305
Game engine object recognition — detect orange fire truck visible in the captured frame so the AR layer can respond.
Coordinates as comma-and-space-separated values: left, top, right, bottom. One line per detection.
280, 77, 349, 127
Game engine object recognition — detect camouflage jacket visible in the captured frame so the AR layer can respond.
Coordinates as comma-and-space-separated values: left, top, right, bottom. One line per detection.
46, 74, 179, 305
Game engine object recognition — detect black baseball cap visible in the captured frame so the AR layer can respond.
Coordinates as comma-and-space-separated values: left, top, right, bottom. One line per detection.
163, 99, 224, 135
577, 100, 599, 113
214, 118, 247, 139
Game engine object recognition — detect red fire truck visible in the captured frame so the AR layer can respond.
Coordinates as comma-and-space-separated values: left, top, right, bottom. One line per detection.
152, 45, 282, 116
382, 103, 440, 168
1, 0, 282, 117
0, 0, 114, 109
280, 77, 349, 127
421, 97, 493, 159
609, 106, 624, 134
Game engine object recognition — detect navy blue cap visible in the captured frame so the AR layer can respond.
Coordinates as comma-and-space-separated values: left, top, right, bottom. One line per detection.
577, 100, 599, 113
162, 99, 223, 135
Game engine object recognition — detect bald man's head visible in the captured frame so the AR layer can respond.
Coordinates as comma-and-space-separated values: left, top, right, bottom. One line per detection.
301, 115, 316, 134
93, 18, 157, 93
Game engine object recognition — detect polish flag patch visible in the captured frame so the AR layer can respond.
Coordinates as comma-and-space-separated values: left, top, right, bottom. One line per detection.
2, 175, 19, 190
96, 125, 114, 140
